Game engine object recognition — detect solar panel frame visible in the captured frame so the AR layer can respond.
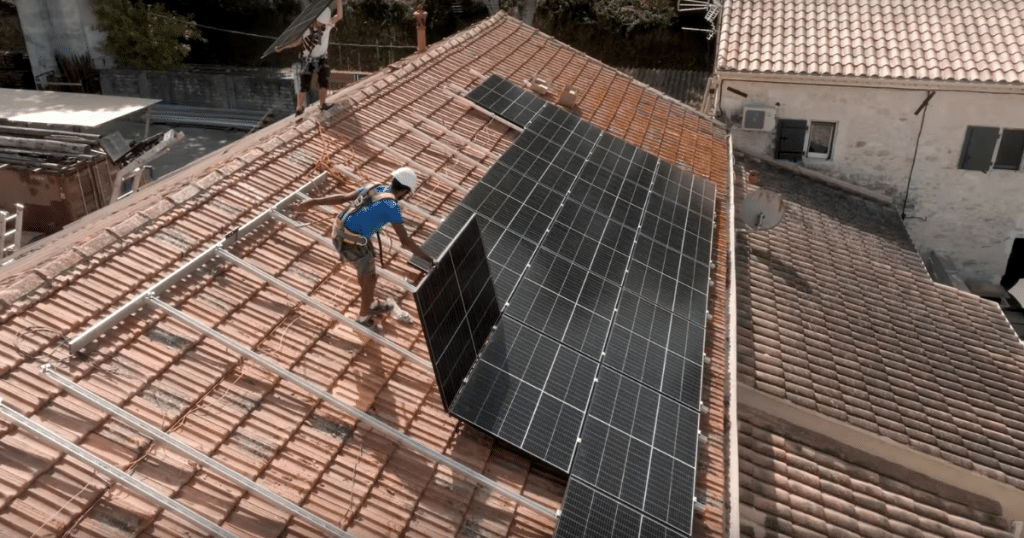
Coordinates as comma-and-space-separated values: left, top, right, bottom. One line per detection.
571, 368, 700, 535
437, 76, 719, 536
449, 317, 598, 471
414, 216, 501, 410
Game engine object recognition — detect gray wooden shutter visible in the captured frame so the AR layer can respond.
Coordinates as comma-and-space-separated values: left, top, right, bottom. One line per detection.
995, 129, 1024, 170
959, 126, 999, 171
775, 119, 807, 162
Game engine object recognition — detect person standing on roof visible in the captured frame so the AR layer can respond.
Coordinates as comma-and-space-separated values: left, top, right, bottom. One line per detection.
275, 0, 343, 115
293, 167, 433, 330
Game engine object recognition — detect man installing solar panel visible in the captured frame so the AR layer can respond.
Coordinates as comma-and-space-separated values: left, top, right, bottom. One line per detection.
274, 0, 344, 115
292, 167, 434, 331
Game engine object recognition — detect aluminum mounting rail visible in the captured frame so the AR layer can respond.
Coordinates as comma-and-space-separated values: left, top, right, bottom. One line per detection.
213, 248, 432, 372
0, 399, 242, 538
38, 365, 356, 538
67, 172, 358, 354
147, 297, 558, 521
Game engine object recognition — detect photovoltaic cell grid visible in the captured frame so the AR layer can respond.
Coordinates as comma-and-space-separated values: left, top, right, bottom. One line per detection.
465, 75, 548, 127
414, 217, 500, 410
570, 368, 700, 534
417, 76, 718, 537
449, 317, 598, 471
558, 480, 691, 538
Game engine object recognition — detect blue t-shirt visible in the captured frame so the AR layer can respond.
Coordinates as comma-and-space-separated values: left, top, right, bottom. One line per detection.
343, 185, 403, 238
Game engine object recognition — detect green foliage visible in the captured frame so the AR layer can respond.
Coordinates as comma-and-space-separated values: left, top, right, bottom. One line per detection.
539, 0, 677, 35
421, 0, 490, 43
92, 0, 204, 70
534, 0, 714, 69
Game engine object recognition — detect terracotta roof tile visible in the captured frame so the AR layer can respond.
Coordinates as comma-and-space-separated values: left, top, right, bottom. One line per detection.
0, 12, 731, 538
741, 407, 1015, 537
727, 0, 1024, 83
737, 154, 1024, 487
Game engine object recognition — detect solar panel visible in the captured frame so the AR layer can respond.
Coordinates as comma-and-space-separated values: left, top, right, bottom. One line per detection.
465, 74, 547, 127
262, 0, 334, 58
449, 317, 597, 471
603, 291, 704, 409
414, 216, 501, 410
420, 76, 717, 537
555, 480, 691, 538
571, 367, 700, 535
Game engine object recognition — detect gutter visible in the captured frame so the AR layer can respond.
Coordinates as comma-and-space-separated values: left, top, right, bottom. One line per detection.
714, 70, 1024, 96
725, 134, 741, 537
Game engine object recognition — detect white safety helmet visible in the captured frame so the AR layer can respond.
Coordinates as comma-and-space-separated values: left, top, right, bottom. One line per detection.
391, 167, 418, 194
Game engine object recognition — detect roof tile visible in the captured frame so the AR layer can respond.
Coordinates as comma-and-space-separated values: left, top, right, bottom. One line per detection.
719, 0, 1024, 84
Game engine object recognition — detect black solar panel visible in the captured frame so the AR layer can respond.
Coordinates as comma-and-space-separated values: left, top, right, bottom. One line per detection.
449, 317, 597, 471
571, 368, 700, 535
424, 76, 718, 536
262, 0, 334, 58
465, 74, 547, 127
414, 217, 500, 410
603, 291, 704, 409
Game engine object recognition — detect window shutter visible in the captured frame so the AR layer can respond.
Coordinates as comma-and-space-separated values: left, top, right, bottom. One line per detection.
959, 126, 999, 171
995, 129, 1024, 170
775, 119, 808, 162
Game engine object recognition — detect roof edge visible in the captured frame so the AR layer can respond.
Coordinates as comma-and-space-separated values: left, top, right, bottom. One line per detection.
714, 70, 1024, 95
734, 149, 892, 206
740, 383, 1024, 522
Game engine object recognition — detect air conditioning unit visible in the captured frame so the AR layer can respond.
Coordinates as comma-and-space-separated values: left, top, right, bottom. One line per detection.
741, 106, 776, 131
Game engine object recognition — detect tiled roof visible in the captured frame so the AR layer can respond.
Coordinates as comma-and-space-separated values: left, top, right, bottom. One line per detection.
739, 405, 1015, 538
0, 13, 732, 538
618, 69, 711, 110
735, 154, 1024, 491
717, 0, 1024, 84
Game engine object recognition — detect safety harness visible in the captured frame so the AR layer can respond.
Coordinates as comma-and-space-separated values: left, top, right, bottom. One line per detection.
332, 183, 395, 263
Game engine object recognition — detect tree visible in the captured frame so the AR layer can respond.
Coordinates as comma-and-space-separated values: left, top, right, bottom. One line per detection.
92, 0, 204, 70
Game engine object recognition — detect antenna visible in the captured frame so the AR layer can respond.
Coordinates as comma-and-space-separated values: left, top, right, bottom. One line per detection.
678, 0, 722, 39
738, 189, 786, 231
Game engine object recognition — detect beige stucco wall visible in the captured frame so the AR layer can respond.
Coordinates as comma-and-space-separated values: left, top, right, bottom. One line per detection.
715, 76, 1024, 284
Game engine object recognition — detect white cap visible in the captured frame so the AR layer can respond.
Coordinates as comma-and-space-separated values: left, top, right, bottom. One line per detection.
391, 167, 418, 193
316, 7, 331, 25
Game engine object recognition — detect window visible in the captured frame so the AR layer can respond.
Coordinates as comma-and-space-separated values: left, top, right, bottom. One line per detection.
774, 119, 836, 162
806, 122, 836, 159
959, 126, 1024, 171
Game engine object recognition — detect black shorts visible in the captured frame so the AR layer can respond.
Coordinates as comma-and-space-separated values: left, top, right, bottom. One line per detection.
299, 57, 330, 92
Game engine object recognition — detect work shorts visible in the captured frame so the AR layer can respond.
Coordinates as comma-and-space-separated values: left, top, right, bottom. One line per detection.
333, 236, 375, 277
299, 57, 330, 92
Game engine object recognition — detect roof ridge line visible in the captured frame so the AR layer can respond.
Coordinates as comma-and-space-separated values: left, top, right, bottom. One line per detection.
735, 149, 892, 205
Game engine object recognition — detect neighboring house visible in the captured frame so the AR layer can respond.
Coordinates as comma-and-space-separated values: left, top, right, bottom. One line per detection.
735, 154, 1024, 536
712, 0, 1024, 287
13, 0, 112, 85
0, 13, 733, 538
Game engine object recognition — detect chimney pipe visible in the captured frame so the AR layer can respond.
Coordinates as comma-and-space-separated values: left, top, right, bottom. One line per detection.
415, 5, 428, 53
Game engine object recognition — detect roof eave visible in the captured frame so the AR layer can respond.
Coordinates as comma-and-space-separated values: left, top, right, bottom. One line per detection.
713, 69, 1024, 94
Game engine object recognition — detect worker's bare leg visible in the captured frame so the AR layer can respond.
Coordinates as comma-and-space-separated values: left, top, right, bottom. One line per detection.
358, 271, 377, 318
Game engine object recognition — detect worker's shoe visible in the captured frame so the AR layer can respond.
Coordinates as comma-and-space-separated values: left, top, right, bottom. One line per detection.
356, 315, 382, 333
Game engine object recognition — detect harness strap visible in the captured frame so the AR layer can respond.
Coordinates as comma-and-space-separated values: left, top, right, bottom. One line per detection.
334, 184, 396, 246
